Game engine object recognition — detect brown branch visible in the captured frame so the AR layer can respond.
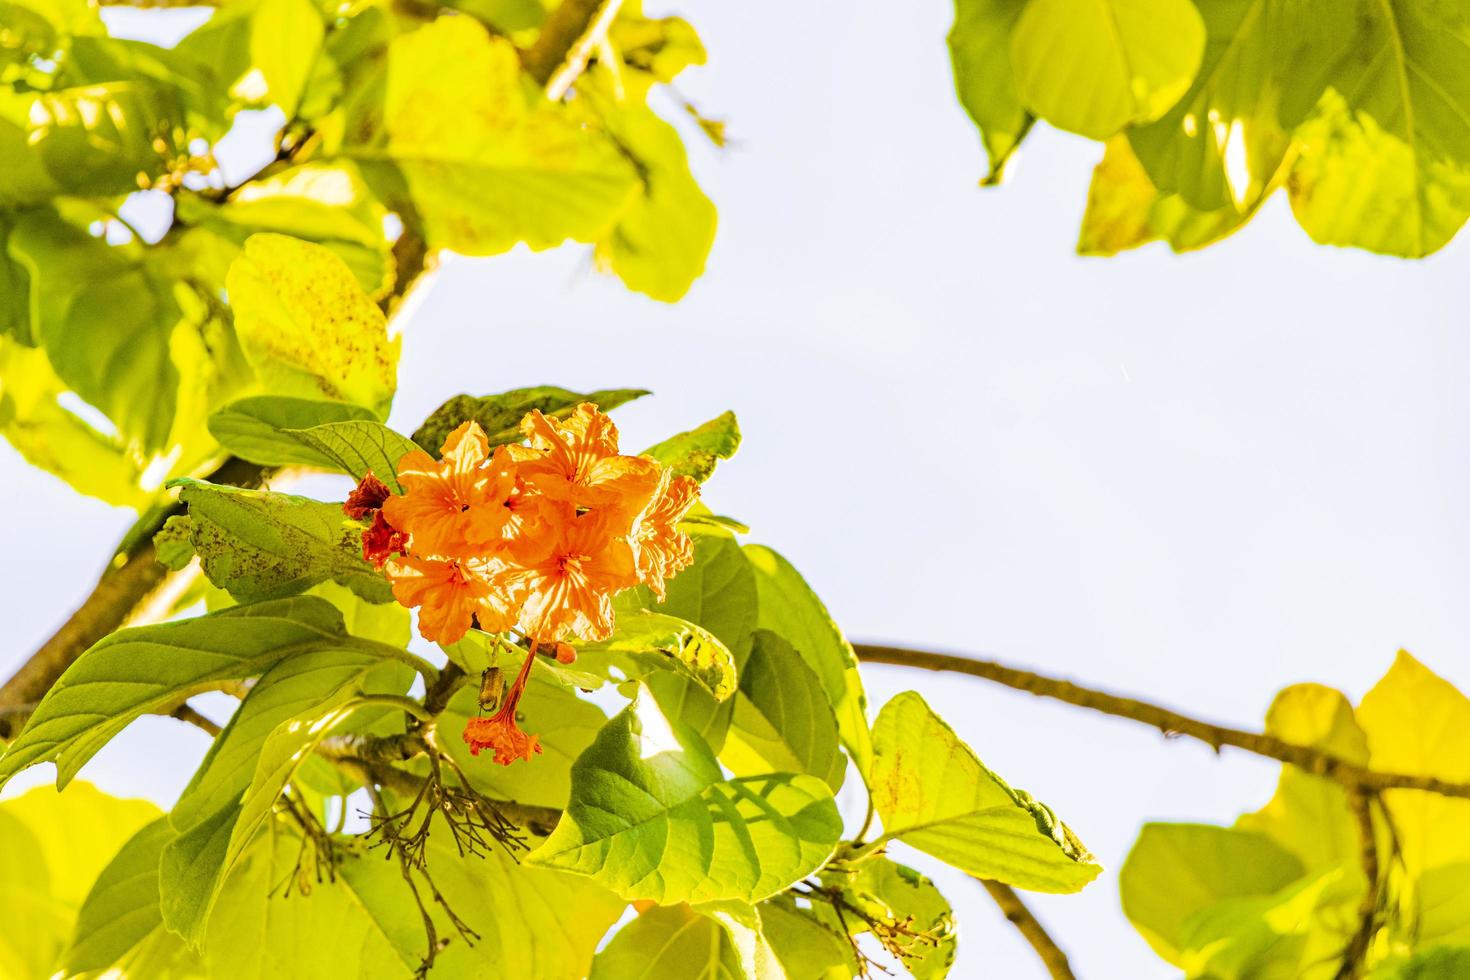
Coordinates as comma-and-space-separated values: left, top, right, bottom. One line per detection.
521, 0, 611, 85
978, 879, 1077, 980
422, 662, 468, 716
170, 703, 223, 737
852, 644, 1470, 800
1334, 789, 1382, 980
0, 457, 264, 741
332, 752, 561, 836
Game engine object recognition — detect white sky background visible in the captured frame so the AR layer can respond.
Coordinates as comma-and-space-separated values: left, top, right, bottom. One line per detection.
6, 1, 1470, 977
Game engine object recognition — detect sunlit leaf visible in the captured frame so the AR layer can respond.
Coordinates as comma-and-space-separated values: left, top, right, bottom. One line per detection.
593, 903, 787, 980
225, 233, 399, 417
344, 17, 638, 256
0, 596, 361, 787
869, 691, 1100, 893
1009, 0, 1206, 140
207, 395, 378, 468
528, 699, 843, 904
744, 545, 871, 776
642, 410, 741, 483
948, 0, 1032, 182
724, 629, 845, 792
819, 857, 957, 980
0, 783, 160, 978
171, 479, 391, 603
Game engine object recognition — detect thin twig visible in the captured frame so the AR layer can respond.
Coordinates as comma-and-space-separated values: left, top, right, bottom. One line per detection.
978, 879, 1077, 980
1333, 789, 1382, 980
853, 644, 1470, 799
521, 0, 611, 85
170, 703, 223, 737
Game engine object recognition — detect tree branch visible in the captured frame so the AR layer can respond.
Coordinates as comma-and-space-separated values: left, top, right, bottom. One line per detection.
0, 456, 265, 741
978, 879, 1077, 980
1333, 789, 1382, 980
521, 0, 612, 86
852, 644, 1470, 799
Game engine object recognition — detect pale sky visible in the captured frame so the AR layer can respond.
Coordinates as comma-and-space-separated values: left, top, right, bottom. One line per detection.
5, 2, 1470, 977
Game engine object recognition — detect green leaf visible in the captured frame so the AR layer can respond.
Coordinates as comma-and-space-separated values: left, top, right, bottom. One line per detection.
1009, 0, 1207, 140
345, 17, 639, 256
171, 648, 393, 832
743, 545, 871, 777
948, 0, 1033, 182
584, 75, 718, 303
0, 783, 160, 978
173, 0, 325, 118
281, 419, 421, 493
592, 903, 786, 980
207, 395, 379, 467
819, 858, 957, 980
1293, 88, 1470, 258
0, 596, 361, 788
623, 530, 759, 751
439, 674, 606, 811
724, 629, 845, 792
225, 232, 399, 417
528, 699, 843, 904
1286, 1, 1470, 257
410, 385, 649, 452
8, 209, 181, 451
203, 829, 405, 980
577, 609, 739, 701
760, 897, 856, 979
868, 691, 1100, 893
1077, 136, 1275, 255
1125, 0, 1315, 213
161, 647, 383, 944
172, 479, 391, 603
1121, 822, 1306, 966
642, 410, 741, 483
0, 336, 155, 509
1372, 947, 1470, 980
174, 162, 394, 298
0, 78, 185, 204
62, 818, 199, 977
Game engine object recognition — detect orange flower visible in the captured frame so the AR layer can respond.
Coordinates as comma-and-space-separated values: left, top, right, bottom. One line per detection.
463, 711, 542, 765
632, 469, 699, 600
505, 509, 637, 643
384, 555, 519, 644
462, 640, 542, 766
511, 405, 660, 525
383, 422, 515, 560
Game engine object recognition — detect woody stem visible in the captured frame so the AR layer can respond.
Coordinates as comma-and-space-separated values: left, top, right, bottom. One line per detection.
851, 643, 1470, 799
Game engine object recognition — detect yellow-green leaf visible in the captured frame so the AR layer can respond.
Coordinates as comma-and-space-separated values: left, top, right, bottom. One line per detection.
1010, 0, 1206, 140
225, 233, 398, 418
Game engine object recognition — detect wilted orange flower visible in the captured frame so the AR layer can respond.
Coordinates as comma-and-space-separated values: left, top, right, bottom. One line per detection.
632, 468, 699, 600
361, 511, 407, 567
344, 472, 392, 520
512, 405, 661, 523
506, 509, 637, 643
384, 555, 518, 644
462, 642, 543, 765
383, 422, 516, 559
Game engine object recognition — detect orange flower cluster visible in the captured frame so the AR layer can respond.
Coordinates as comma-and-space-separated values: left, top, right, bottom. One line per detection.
343, 403, 700, 765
